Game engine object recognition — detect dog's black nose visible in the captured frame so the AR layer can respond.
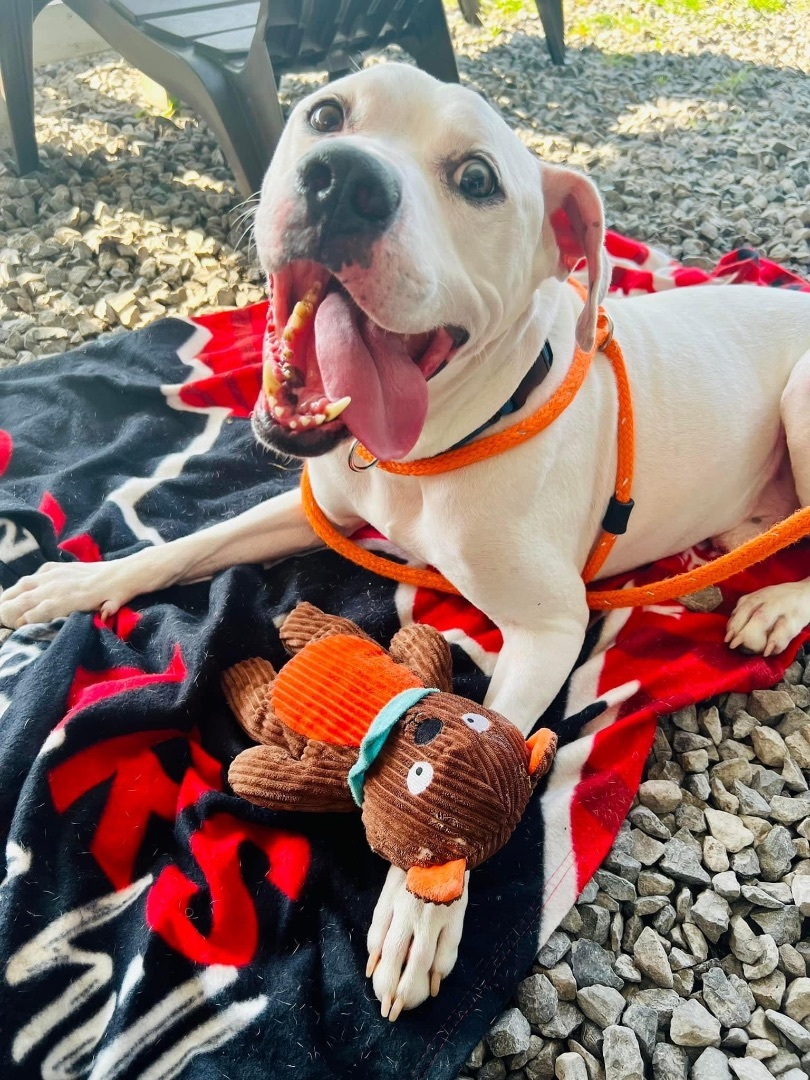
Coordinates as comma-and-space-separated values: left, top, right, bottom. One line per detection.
297, 144, 401, 248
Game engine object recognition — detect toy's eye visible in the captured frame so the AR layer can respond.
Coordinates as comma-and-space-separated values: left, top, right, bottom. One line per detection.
414, 717, 443, 745
407, 761, 433, 795
309, 101, 344, 133
462, 712, 491, 732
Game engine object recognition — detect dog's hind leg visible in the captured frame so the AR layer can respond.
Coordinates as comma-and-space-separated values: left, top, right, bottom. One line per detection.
714, 454, 797, 553
725, 350, 810, 656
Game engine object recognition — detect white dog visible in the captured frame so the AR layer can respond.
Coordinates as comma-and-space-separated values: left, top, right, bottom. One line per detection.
2, 64, 810, 1020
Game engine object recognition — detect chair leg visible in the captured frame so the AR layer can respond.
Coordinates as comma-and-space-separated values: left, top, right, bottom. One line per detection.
534, 0, 565, 65
407, 0, 460, 83
0, 0, 40, 174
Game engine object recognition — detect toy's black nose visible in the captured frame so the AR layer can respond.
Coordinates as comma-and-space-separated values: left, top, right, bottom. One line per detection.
297, 144, 401, 251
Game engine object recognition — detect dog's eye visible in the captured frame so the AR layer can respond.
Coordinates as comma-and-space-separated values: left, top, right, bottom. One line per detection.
309, 101, 344, 133
462, 712, 491, 733
454, 159, 498, 200
407, 761, 434, 795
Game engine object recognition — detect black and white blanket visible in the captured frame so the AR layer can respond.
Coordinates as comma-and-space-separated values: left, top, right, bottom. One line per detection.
0, 235, 807, 1079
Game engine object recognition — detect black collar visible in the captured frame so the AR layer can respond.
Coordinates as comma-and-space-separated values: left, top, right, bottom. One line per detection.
451, 340, 553, 450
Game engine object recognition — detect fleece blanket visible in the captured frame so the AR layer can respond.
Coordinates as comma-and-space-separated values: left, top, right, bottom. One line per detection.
0, 235, 808, 1080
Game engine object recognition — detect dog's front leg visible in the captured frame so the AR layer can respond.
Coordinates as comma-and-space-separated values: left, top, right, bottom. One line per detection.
484, 614, 590, 735
367, 582, 588, 1017
367, 866, 470, 1022
0, 487, 353, 627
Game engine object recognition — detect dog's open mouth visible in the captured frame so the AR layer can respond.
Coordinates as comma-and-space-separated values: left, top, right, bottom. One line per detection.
255, 260, 465, 460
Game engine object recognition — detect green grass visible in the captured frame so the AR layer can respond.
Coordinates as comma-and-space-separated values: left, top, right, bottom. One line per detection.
711, 69, 753, 95
478, 0, 805, 44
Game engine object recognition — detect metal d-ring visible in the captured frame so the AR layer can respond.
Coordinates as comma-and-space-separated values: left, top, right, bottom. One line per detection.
600, 312, 615, 349
347, 440, 378, 472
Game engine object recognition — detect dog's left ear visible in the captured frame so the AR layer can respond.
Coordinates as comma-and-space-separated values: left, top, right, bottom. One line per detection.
541, 163, 609, 351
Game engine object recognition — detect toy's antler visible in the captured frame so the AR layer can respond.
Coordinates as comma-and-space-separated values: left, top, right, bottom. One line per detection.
229, 741, 358, 813
280, 602, 374, 655
222, 658, 286, 747
389, 624, 453, 692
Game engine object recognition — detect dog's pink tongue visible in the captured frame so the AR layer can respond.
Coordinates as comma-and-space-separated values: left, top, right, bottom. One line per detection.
314, 290, 428, 460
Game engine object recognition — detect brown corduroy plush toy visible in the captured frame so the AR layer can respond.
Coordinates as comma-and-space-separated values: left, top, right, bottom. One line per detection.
223, 603, 557, 905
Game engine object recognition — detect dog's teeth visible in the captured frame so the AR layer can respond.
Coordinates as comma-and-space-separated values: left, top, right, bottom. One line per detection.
282, 282, 324, 342
263, 368, 281, 396
299, 416, 312, 428
289, 418, 298, 430
324, 396, 351, 421
312, 413, 326, 426
273, 406, 285, 419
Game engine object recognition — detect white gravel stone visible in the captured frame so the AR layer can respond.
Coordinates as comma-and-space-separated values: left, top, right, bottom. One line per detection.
691, 890, 731, 942
727, 1060, 774, 1080
638, 780, 683, 814
750, 727, 788, 767
764, 1010, 810, 1052
602, 1025, 643, 1080
669, 999, 721, 1048
784, 978, 810, 1023
742, 936, 780, 981
554, 1052, 588, 1080
651, 1044, 688, 1080
633, 926, 673, 989
713, 870, 741, 900
576, 985, 625, 1029
704, 809, 755, 852
791, 875, 810, 915
749, 969, 785, 1012
691, 1047, 732, 1080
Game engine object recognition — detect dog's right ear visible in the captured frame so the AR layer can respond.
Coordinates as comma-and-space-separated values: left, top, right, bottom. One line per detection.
539, 163, 609, 352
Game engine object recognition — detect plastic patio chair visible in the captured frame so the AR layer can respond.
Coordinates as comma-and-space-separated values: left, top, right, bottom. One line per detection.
0, 0, 461, 196
457, 0, 564, 66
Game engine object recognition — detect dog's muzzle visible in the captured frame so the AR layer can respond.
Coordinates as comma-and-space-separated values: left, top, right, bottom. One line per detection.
294, 144, 401, 267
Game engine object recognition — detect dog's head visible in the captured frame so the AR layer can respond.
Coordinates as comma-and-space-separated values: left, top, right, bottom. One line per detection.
252, 64, 607, 461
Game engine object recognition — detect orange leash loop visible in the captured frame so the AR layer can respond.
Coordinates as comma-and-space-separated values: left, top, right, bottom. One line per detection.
587, 506, 810, 610
581, 330, 635, 584
301, 467, 462, 596
301, 467, 810, 609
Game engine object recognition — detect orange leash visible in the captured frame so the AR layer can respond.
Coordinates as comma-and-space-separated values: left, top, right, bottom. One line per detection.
300, 281, 810, 610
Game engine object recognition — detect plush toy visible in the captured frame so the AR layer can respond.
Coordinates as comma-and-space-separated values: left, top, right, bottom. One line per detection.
222, 603, 557, 904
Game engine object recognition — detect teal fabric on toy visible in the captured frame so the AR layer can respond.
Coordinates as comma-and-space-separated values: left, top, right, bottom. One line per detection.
348, 687, 439, 807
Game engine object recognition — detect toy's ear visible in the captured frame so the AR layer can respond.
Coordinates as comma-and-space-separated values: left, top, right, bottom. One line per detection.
281, 602, 374, 655
389, 625, 453, 692
405, 859, 467, 904
541, 162, 609, 352
526, 728, 558, 781
229, 742, 358, 813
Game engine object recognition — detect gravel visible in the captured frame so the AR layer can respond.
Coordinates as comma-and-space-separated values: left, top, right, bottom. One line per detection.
470, 649, 810, 1080
2, 1, 810, 1077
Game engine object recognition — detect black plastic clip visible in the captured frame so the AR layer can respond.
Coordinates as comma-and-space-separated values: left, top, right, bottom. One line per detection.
602, 496, 635, 535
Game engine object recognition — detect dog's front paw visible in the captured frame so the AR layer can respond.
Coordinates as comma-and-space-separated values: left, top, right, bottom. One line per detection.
0, 561, 131, 628
725, 580, 810, 657
367, 865, 468, 1021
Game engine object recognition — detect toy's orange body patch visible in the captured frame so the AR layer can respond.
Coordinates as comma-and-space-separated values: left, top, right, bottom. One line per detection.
271, 634, 422, 747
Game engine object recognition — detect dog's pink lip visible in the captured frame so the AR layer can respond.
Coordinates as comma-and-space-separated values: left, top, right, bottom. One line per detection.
268, 261, 467, 367
263, 260, 466, 454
